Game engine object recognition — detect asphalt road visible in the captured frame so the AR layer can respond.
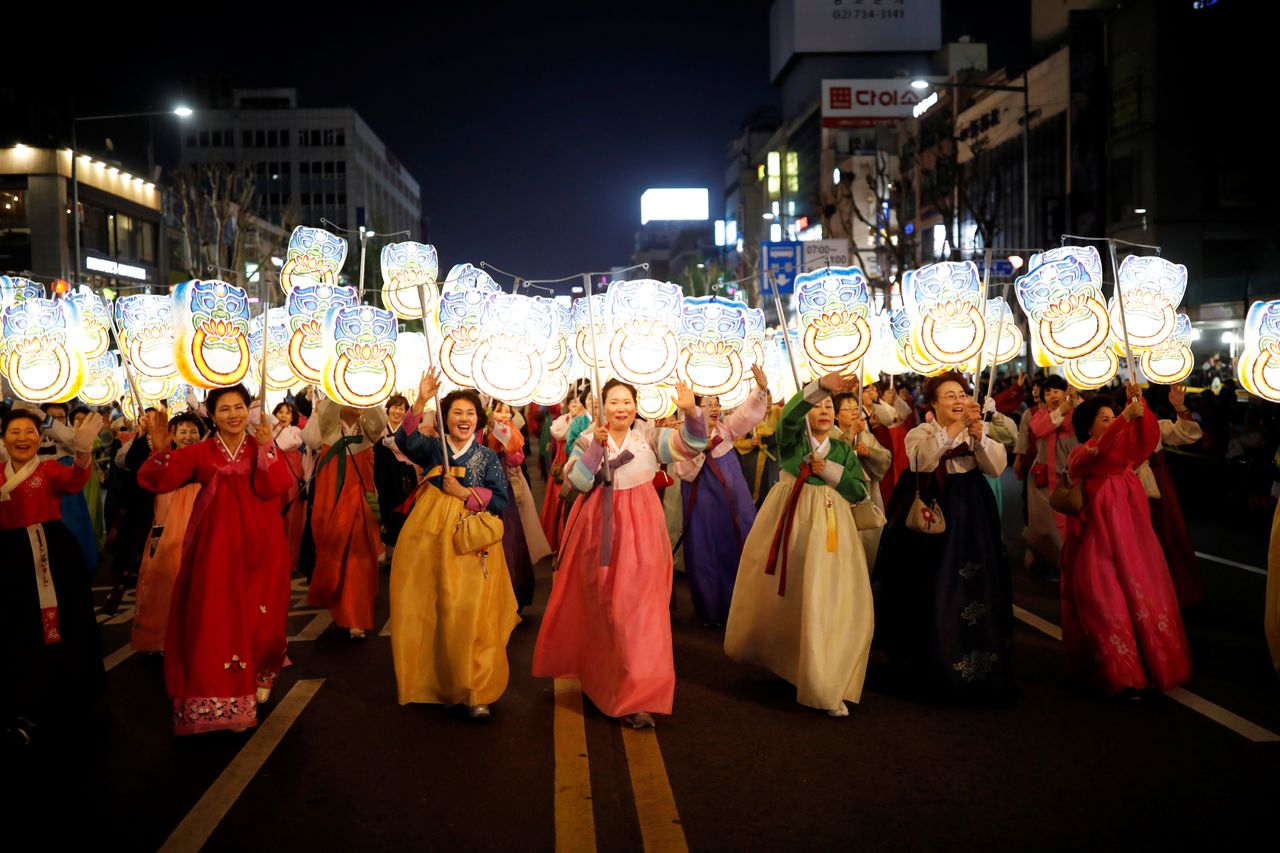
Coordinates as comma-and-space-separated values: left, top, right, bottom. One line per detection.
10, 466, 1278, 852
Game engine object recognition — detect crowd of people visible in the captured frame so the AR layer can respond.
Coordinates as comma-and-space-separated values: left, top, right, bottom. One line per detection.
2, 357, 1270, 750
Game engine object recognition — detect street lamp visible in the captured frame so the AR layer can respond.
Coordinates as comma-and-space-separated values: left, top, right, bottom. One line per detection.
909, 77, 1031, 252
70, 105, 194, 281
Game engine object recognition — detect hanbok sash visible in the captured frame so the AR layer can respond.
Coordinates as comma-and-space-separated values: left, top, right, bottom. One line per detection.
681, 435, 746, 547
27, 524, 61, 644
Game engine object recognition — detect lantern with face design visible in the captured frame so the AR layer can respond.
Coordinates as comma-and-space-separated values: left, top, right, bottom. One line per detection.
280, 226, 348, 294
79, 351, 123, 407
287, 284, 358, 384
636, 384, 677, 420
1017, 247, 1110, 365
676, 296, 749, 396
116, 294, 178, 385
796, 265, 874, 369
1139, 313, 1194, 385
380, 241, 439, 321
571, 294, 611, 374
0, 298, 87, 403
1109, 256, 1186, 353
438, 264, 501, 387
604, 279, 682, 385
321, 305, 398, 408
67, 286, 111, 359
1237, 301, 1280, 401
890, 306, 946, 376
1063, 347, 1119, 391
471, 293, 556, 406
0, 275, 44, 310
250, 307, 297, 392
980, 297, 1023, 368
719, 308, 769, 410
173, 279, 252, 389
901, 262, 985, 366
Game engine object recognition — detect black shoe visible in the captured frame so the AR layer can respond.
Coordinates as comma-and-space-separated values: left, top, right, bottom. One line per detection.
101, 584, 126, 616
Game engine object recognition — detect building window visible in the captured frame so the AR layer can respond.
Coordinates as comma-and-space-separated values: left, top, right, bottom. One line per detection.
186, 134, 197, 147
116, 214, 134, 260
311, 130, 322, 146
324, 161, 334, 176
140, 221, 157, 264
337, 192, 346, 206
337, 161, 346, 175
243, 130, 253, 147
336, 129, 345, 146
299, 162, 310, 177
254, 130, 265, 147
198, 130, 209, 147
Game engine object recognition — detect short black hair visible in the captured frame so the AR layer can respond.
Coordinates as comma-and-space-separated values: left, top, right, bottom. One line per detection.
1043, 374, 1069, 392
169, 412, 208, 438
1073, 396, 1113, 444
206, 384, 251, 414
2, 409, 44, 435
386, 394, 409, 411
832, 392, 858, 415
601, 378, 637, 403
924, 371, 972, 405
440, 389, 488, 432
272, 401, 296, 425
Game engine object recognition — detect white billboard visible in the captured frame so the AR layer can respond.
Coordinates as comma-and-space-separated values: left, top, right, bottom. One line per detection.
820, 78, 943, 128
771, 0, 943, 81
640, 188, 709, 225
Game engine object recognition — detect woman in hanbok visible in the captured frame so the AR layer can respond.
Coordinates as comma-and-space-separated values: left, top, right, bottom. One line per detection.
1140, 385, 1205, 608
875, 372, 1014, 701
30, 402, 98, 575
373, 395, 419, 554
1023, 376, 1078, 578
734, 401, 781, 510
1061, 390, 1192, 694
302, 397, 385, 639
834, 392, 891, 567
71, 406, 108, 548
1, 410, 106, 746
270, 401, 308, 572
674, 365, 770, 627
131, 413, 206, 653
533, 379, 705, 728
391, 372, 517, 719
137, 385, 294, 735
539, 394, 582, 550
725, 372, 872, 717
486, 401, 552, 611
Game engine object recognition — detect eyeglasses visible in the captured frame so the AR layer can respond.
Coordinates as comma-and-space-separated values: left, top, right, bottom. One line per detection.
936, 392, 968, 403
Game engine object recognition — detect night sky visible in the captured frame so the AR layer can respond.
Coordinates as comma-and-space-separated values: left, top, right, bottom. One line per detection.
25, 1, 778, 280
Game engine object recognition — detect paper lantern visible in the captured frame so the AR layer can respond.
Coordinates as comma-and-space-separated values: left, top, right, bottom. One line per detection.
0, 275, 44, 310
901, 262, 985, 366
79, 351, 123, 406
636, 384, 677, 420
280, 226, 347, 294
167, 383, 194, 415
605, 279, 682, 385
321, 305, 398, 408
438, 264, 501, 387
981, 297, 1023, 367
381, 241, 439, 321
796, 265, 873, 369
67, 286, 111, 359
1110, 256, 1187, 353
287, 284, 358, 384
172, 279, 252, 389
1237, 300, 1280, 401
1015, 252, 1109, 364
115, 294, 178, 381
472, 293, 556, 405
1140, 313, 1194, 385
1063, 348, 1119, 391
541, 298, 573, 373
572, 294, 611, 373
676, 296, 748, 396
250, 307, 297, 393
0, 298, 86, 403
716, 308, 769, 409
890, 307, 946, 376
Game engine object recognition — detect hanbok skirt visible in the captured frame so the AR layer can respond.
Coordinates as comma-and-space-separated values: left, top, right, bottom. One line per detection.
131, 484, 199, 652
1147, 451, 1204, 608
680, 453, 757, 625
307, 448, 382, 630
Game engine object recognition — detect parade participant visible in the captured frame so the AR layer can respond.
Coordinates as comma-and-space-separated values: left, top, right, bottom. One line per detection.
373, 394, 419, 555
834, 391, 891, 566
1060, 389, 1192, 694
734, 401, 780, 509
1, 409, 106, 747
271, 401, 309, 572
533, 378, 706, 728
103, 409, 158, 614
130, 413, 206, 653
1013, 378, 1044, 525
539, 392, 582, 550
867, 382, 909, 499
673, 365, 770, 627
1024, 376, 1078, 579
875, 372, 1014, 701
302, 397, 386, 639
1140, 385, 1206, 608
486, 400, 552, 611
391, 371, 517, 719
136, 385, 295, 735
70, 406, 109, 548
31, 402, 98, 576
725, 371, 872, 717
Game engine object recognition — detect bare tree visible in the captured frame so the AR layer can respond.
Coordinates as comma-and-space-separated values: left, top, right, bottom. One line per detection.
959, 137, 1003, 251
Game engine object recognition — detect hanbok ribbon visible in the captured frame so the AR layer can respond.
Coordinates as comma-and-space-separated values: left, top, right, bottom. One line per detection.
682, 435, 746, 548
314, 434, 365, 511
0, 457, 40, 501
27, 524, 60, 644
763, 462, 814, 597
396, 464, 467, 515
595, 450, 635, 568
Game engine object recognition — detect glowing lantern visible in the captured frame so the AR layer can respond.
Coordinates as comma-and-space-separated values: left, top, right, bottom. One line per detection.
1063, 348, 1119, 391
980, 297, 1023, 367
531, 302, 574, 406
167, 383, 194, 415
0, 275, 44, 309
438, 264, 501, 387
67, 286, 111, 358
286, 284, 358, 384
0, 298, 86, 403
902, 262, 985, 366
718, 308, 769, 409
1140, 313, 1194, 385
321, 305, 398, 408
79, 351, 123, 407
1237, 300, 1280, 401
572, 294, 611, 373
116, 294, 178, 382
250, 307, 296, 393
676, 296, 749, 396
380, 241, 439, 321
472, 293, 556, 405
605, 279, 682, 385
173, 279, 252, 389
1110, 256, 1186, 353
890, 307, 945, 376
636, 384, 677, 420
1017, 248, 1110, 365
795, 265, 874, 369
280, 226, 347, 294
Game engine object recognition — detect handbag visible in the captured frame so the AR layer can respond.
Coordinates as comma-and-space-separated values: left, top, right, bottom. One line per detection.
1134, 461, 1161, 499
1031, 462, 1049, 488
1049, 476, 1087, 515
453, 510, 504, 555
905, 475, 946, 535
850, 497, 886, 530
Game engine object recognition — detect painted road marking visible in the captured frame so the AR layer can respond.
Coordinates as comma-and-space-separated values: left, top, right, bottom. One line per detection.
378, 618, 392, 637
287, 612, 333, 643
103, 643, 136, 671
158, 679, 324, 853
1012, 605, 1279, 743
553, 679, 596, 853
621, 725, 688, 853
1195, 552, 1267, 577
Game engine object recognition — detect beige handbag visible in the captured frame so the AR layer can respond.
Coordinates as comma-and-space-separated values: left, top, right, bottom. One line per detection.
906, 492, 946, 535
1134, 461, 1161, 499
1049, 477, 1087, 515
851, 497, 887, 530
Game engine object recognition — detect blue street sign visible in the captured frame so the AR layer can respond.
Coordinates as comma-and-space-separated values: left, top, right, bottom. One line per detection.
974, 258, 1016, 278
759, 241, 802, 295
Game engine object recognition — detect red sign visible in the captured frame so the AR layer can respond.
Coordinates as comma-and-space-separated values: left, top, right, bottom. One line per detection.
829, 87, 852, 110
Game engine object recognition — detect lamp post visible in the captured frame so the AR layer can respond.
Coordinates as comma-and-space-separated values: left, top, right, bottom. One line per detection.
911, 75, 1031, 252
70, 106, 193, 282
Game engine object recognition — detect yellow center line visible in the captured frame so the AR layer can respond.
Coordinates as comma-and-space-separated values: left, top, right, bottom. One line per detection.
621, 724, 689, 853
554, 678, 596, 853
1012, 605, 1280, 743
159, 678, 325, 853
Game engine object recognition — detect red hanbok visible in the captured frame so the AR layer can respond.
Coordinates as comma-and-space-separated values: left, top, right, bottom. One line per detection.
137, 435, 294, 735
1061, 403, 1192, 693
540, 414, 572, 550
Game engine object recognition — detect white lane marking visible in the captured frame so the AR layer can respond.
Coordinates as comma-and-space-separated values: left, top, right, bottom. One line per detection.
158, 679, 324, 853
1012, 605, 1280, 743
103, 643, 136, 671
378, 618, 391, 637
286, 611, 333, 642
1195, 552, 1267, 577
